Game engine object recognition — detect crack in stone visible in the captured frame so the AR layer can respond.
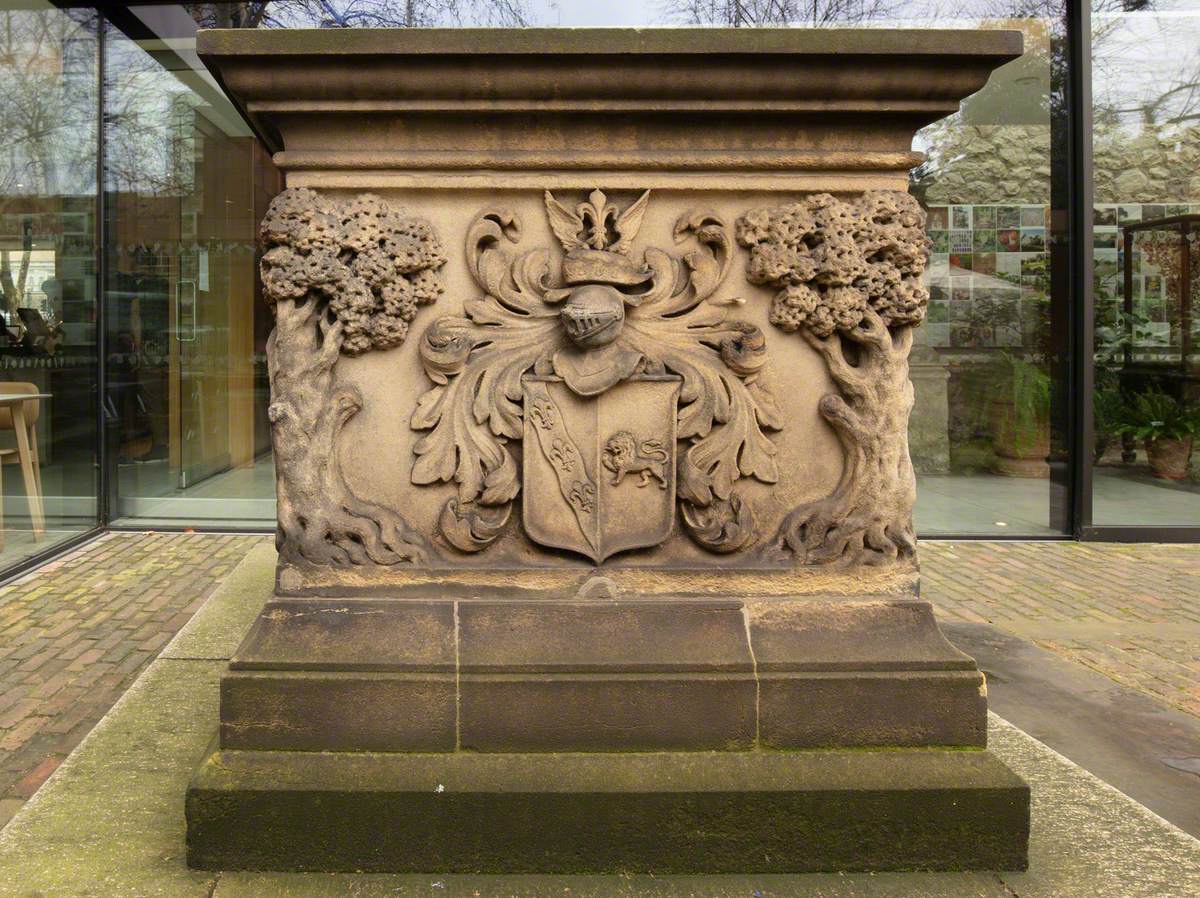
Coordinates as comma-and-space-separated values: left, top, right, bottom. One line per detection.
741, 603, 761, 748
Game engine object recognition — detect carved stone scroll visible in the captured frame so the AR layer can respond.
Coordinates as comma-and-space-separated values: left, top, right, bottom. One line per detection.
260, 188, 446, 566
736, 191, 929, 566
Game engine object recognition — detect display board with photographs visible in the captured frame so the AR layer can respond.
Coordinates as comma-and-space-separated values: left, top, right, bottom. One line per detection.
924, 204, 1051, 350
1093, 202, 1200, 358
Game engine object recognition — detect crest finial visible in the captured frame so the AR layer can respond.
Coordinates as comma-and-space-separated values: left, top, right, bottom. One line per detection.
543, 189, 651, 255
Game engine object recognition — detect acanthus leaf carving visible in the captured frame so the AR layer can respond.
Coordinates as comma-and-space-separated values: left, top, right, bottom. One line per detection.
411, 189, 781, 558
681, 492, 756, 555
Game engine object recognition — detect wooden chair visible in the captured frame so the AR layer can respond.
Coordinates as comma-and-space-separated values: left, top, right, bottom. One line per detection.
0, 382, 45, 537
0, 447, 18, 549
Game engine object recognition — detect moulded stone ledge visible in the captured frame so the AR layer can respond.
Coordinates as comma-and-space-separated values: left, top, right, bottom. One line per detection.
218, 596, 988, 753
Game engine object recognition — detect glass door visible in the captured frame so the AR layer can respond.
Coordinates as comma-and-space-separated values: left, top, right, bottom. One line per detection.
103, 6, 276, 526
1088, 1, 1200, 532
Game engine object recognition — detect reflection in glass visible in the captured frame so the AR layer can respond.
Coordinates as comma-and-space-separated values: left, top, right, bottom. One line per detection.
174, 2, 1069, 537
0, 4, 100, 569
104, 10, 279, 527
910, 10, 1064, 535
1091, 2, 1200, 525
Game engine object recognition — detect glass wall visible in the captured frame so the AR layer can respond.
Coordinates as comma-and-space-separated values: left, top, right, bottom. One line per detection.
1090, 0, 1200, 527
103, 5, 279, 527
0, 2, 101, 569
0, 1, 1185, 577
178, 0, 1073, 538
910, 9, 1067, 536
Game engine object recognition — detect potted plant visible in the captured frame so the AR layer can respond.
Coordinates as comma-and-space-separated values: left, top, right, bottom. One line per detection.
1116, 389, 1199, 480
1092, 386, 1124, 463
985, 352, 1052, 477
1092, 297, 1155, 464
962, 290, 1054, 478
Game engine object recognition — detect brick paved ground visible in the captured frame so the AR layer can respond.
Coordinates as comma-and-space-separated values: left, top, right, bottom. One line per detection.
923, 541, 1200, 718
0, 532, 267, 827
0, 533, 1196, 831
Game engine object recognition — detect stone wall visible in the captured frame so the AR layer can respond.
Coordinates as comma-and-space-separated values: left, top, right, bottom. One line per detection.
920, 125, 1050, 206
918, 123, 1200, 206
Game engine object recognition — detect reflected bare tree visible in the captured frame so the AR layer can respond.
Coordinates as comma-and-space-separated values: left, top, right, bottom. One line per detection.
185, 0, 531, 28
0, 8, 97, 315
658, 0, 899, 26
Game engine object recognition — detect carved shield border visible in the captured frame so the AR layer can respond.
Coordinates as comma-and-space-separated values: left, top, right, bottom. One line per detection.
522, 375, 680, 563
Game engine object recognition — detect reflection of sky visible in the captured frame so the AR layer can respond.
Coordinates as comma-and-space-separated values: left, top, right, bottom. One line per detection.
267, 0, 1068, 28
526, 0, 1200, 138
529, 0, 1006, 27
1092, 10, 1200, 134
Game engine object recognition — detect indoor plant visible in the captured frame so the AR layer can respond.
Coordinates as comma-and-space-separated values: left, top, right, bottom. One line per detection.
985, 351, 1052, 477
1116, 389, 1199, 480
1092, 385, 1124, 462
963, 292, 1054, 478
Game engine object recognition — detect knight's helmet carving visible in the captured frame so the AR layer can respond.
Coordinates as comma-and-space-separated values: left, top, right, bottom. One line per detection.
544, 190, 653, 350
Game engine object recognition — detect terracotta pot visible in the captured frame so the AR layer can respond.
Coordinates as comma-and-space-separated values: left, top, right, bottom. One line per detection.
1145, 436, 1193, 480
988, 396, 1050, 478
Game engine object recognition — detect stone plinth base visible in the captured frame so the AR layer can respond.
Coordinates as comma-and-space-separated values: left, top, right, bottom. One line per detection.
217, 596, 988, 752
186, 744, 1029, 873
186, 591, 1029, 872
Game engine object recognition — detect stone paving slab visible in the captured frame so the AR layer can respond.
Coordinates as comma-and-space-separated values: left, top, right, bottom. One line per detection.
0, 532, 268, 827
943, 620, 1200, 838
211, 871, 1012, 897
161, 542, 277, 661
0, 548, 1197, 898
993, 714, 1200, 898
0, 658, 223, 898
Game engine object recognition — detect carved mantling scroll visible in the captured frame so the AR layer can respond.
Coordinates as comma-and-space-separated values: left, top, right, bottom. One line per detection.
261, 188, 446, 566
411, 189, 781, 558
736, 191, 929, 567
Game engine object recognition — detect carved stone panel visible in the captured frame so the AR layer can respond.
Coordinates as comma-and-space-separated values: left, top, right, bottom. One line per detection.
255, 182, 942, 584
406, 189, 781, 564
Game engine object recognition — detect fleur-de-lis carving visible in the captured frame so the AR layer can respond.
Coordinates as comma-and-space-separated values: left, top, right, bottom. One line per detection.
529, 401, 557, 430
549, 438, 576, 472
568, 480, 595, 514
579, 189, 617, 250
544, 189, 649, 255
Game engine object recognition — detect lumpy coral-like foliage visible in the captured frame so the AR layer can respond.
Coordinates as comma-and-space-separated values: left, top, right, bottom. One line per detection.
735, 191, 929, 338
259, 188, 446, 355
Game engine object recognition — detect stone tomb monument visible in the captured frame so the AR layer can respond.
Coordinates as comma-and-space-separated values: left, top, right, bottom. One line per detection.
188, 28, 1030, 872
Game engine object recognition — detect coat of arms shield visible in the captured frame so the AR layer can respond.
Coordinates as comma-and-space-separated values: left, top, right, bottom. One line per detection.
522, 375, 680, 563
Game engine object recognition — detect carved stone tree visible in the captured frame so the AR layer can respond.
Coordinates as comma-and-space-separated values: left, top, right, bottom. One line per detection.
736, 191, 928, 566
260, 188, 446, 566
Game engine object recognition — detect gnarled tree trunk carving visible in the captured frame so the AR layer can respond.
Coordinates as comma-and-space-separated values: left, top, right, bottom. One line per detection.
737, 191, 928, 566
269, 297, 428, 565
784, 311, 916, 564
260, 187, 445, 567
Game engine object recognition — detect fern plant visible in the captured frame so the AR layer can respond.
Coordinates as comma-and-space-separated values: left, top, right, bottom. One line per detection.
981, 352, 1052, 452
1116, 389, 1200, 443
1004, 353, 1052, 436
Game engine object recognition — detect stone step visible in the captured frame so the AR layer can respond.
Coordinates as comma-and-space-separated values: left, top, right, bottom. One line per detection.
186, 742, 1029, 873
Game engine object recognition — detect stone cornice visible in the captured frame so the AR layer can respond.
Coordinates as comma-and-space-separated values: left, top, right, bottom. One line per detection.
198, 27, 1022, 183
